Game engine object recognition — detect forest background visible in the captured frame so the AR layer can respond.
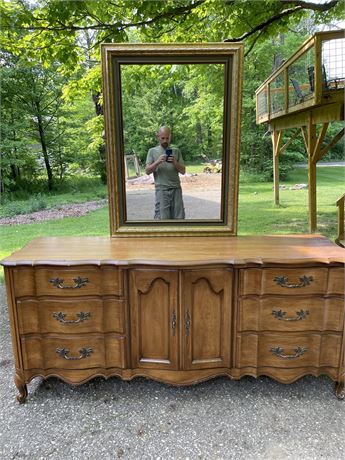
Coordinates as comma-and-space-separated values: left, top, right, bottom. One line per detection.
0, 0, 344, 214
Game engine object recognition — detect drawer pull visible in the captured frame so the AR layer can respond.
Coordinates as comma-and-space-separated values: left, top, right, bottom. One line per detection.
272, 309, 310, 322
56, 347, 93, 360
53, 311, 91, 324
185, 310, 191, 336
273, 275, 313, 289
270, 346, 307, 360
49, 277, 89, 289
171, 310, 177, 335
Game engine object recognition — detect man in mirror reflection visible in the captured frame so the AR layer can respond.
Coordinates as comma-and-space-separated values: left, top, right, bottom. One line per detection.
145, 126, 186, 219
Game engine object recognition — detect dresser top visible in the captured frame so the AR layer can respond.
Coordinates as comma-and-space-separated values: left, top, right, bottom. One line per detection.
2, 235, 344, 267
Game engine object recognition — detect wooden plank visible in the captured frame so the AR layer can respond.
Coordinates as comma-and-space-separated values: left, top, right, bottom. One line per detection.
313, 102, 344, 124
307, 118, 317, 233
315, 30, 345, 42
269, 111, 310, 131
284, 68, 289, 114
269, 102, 344, 130
314, 35, 323, 105
279, 130, 300, 155
320, 128, 345, 158
312, 123, 329, 163
271, 130, 282, 206
335, 194, 344, 247
301, 127, 308, 150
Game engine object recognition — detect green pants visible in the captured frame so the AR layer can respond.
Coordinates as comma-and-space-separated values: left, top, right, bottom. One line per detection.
154, 187, 185, 220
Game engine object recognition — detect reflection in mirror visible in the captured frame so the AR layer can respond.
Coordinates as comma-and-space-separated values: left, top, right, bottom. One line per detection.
120, 63, 225, 221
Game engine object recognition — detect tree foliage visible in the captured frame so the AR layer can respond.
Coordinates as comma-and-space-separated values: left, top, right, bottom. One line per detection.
121, 63, 224, 162
0, 0, 343, 193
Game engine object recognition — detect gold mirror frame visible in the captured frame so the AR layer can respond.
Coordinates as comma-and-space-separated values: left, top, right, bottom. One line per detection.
101, 43, 243, 237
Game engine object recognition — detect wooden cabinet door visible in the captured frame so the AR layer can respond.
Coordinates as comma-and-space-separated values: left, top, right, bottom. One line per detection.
130, 270, 178, 370
182, 269, 232, 370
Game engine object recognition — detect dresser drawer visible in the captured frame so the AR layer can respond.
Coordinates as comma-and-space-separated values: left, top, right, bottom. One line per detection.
21, 334, 126, 370
13, 266, 123, 297
238, 296, 344, 332
236, 332, 342, 368
239, 268, 335, 296
17, 298, 125, 334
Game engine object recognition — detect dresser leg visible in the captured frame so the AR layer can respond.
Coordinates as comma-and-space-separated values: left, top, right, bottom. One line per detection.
335, 381, 345, 400
15, 374, 28, 404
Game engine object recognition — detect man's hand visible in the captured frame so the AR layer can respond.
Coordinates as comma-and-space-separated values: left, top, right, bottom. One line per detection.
157, 154, 166, 164
145, 154, 166, 175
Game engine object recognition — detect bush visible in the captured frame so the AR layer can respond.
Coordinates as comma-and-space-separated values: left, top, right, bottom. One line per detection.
27, 194, 48, 213
4, 201, 28, 217
2, 194, 48, 217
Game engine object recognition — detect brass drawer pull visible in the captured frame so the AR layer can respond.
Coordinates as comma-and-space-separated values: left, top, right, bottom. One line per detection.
53, 311, 91, 324
171, 311, 177, 335
56, 347, 93, 360
270, 346, 307, 360
185, 310, 191, 336
49, 276, 89, 289
272, 309, 310, 322
273, 275, 313, 289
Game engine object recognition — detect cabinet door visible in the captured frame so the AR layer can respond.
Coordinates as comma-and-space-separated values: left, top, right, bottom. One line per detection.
182, 269, 232, 370
130, 270, 178, 370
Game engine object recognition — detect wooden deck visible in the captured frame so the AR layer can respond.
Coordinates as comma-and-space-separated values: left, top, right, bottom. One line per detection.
255, 30, 344, 233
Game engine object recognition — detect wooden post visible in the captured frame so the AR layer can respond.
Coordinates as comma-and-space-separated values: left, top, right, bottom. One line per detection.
335, 193, 345, 247
307, 117, 317, 233
272, 130, 282, 206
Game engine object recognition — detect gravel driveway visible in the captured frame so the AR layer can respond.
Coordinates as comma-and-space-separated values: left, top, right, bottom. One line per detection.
1, 284, 344, 459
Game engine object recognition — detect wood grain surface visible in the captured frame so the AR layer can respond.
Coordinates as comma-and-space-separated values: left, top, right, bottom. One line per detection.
2, 235, 345, 266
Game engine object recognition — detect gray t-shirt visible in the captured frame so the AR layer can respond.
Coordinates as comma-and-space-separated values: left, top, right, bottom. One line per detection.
146, 145, 184, 189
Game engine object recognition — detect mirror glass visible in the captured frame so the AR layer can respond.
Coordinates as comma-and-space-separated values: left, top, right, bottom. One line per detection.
120, 63, 225, 221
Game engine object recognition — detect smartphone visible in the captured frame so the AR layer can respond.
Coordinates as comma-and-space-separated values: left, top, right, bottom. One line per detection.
166, 148, 173, 161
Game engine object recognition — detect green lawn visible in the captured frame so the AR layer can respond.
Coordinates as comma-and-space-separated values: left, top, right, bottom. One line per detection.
238, 167, 344, 238
0, 167, 343, 282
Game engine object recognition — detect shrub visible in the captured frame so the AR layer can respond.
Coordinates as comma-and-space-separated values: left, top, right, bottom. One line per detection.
2, 194, 48, 217
27, 194, 48, 213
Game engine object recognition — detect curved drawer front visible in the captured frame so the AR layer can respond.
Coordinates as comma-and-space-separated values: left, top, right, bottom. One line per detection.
328, 268, 345, 294
13, 266, 123, 297
21, 334, 126, 370
17, 298, 125, 334
238, 297, 344, 332
239, 268, 335, 296
236, 333, 342, 368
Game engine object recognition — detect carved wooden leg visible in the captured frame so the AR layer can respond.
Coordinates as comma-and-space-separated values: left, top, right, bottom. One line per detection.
335, 381, 345, 400
14, 374, 28, 404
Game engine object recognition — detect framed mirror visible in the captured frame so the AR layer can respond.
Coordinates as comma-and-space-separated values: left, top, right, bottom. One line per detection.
101, 43, 243, 237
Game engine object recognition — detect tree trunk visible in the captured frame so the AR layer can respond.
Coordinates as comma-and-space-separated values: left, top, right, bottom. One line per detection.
11, 113, 21, 183
92, 92, 107, 184
195, 120, 203, 146
207, 125, 213, 156
11, 125, 21, 182
35, 101, 54, 190
10, 164, 20, 182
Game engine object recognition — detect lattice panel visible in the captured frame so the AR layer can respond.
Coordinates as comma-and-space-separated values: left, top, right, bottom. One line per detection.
322, 38, 345, 88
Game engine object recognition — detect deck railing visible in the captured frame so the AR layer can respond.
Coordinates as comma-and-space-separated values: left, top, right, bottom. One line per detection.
256, 30, 345, 124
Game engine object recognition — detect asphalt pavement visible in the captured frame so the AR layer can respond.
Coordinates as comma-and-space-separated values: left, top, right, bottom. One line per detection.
0, 284, 344, 460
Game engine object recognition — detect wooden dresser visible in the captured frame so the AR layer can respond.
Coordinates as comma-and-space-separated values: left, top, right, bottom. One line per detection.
2, 235, 344, 403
